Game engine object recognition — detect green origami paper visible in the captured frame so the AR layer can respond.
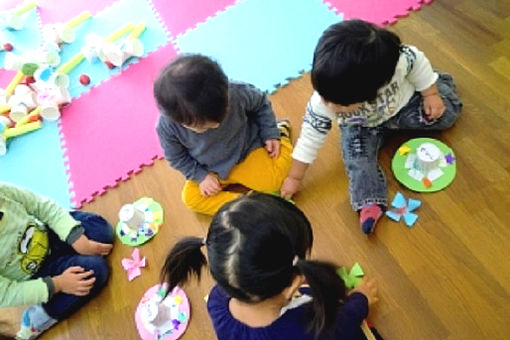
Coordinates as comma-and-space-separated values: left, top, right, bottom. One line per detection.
337, 262, 364, 289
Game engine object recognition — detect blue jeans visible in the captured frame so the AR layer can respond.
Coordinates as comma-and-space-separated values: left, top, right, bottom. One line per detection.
340, 72, 463, 211
33, 211, 114, 320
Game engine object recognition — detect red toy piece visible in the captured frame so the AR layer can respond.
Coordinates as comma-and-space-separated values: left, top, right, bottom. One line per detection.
3, 43, 13, 51
24, 76, 36, 84
79, 74, 91, 85
104, 61, 115, 69
28, 114, 41, 123
422, 177, 432, 188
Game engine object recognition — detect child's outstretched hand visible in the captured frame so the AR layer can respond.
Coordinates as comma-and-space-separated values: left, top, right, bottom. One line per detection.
72, 234, 113, 256
52, 266, 96, 296
281, 176, 300, 199
199, 173, 221, 196
423, 93, 445, 120
351, 277, 378, 306
265, 139, 281, 158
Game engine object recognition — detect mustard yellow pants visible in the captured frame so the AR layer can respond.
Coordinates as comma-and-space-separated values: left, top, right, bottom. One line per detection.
181, 137, 293, 215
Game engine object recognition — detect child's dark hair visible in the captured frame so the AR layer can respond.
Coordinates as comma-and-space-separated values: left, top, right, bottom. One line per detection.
153, 54, 229, 126
161, 193, 346, 337
312, 19, 401, 105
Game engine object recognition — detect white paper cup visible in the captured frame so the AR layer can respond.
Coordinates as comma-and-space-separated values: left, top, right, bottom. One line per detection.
9, 103, 28, 122
416, 143, 441, 175
118, 204, 146, 231
40, 103, 61, 121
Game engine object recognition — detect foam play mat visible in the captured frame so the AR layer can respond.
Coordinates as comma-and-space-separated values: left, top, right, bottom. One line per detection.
0, 0, 435, 207
135, 283, 190, 340
392, 138, 456, 192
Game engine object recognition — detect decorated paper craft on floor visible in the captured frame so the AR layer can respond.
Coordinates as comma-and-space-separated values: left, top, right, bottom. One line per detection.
392, 138, 456, 192
337, 262, 364, 289
116, 197, 163, 246
122, 247, 146, 281
386, 191, 421, 227
135, 283, 190, 340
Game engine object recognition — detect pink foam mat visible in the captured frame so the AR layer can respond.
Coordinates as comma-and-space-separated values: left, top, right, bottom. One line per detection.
0, 70, 16, 88
60, 43, 177, 207
0, 0, 27, 10
36, 0, 116, 24
150, 0, 238, 36
0, 0, 114, 23
325, 0, 433, 25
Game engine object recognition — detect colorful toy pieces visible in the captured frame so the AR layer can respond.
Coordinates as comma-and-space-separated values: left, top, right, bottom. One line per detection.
385, 191, 421, 227
1, 4, 148, 155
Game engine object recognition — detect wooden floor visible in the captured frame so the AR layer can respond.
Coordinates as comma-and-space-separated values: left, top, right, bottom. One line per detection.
2, 0, 510, 339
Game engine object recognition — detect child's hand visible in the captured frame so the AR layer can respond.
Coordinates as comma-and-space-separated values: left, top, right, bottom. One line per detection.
423, 94, 445, 120
351, 277, 378, 306
52, 266, 96, 296
265, 139, 281, 158
281, 176, 300, 199
72, 234, 113, 256
199, 173, 221, 196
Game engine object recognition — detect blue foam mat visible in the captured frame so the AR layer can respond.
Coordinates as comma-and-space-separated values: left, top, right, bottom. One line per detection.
176, 0, 342, 93
0, 121, 72, 207
0, 9, 41, 68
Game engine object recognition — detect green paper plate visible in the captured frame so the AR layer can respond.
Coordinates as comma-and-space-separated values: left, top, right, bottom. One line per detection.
116, 197, 164, 246
391, 138, 456, 192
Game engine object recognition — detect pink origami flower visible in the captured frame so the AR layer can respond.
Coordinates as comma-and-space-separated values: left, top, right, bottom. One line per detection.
122, 248, 146, 281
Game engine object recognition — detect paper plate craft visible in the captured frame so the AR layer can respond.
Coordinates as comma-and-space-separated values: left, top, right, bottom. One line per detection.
116, 197, 163, 246
392, 138, 456, 192
135, 284, 190, 340
386, 191, 421, 227
337, 262, 364, 290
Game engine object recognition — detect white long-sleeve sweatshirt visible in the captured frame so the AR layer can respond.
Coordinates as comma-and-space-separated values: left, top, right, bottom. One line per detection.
293, 45, 438, 164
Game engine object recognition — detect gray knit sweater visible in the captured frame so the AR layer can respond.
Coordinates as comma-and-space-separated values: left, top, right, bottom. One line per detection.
156, 82, 280, 183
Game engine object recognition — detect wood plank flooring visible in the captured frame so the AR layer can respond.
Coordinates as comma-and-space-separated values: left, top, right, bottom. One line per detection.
2, 0, 509, 339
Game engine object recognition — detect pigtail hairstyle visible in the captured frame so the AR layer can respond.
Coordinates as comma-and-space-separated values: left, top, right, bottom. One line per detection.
160, 193, 347, 338
207, 193, 313, 303
160, 236, 207, 297
294, 259, 347, 337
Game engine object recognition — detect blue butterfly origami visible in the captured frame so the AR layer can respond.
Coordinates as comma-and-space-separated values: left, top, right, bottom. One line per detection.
386, 192, 421, 227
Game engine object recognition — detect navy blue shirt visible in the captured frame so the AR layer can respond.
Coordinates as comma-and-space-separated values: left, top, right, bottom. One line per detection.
207, 285, 369, 340
156, 82, 280, 183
